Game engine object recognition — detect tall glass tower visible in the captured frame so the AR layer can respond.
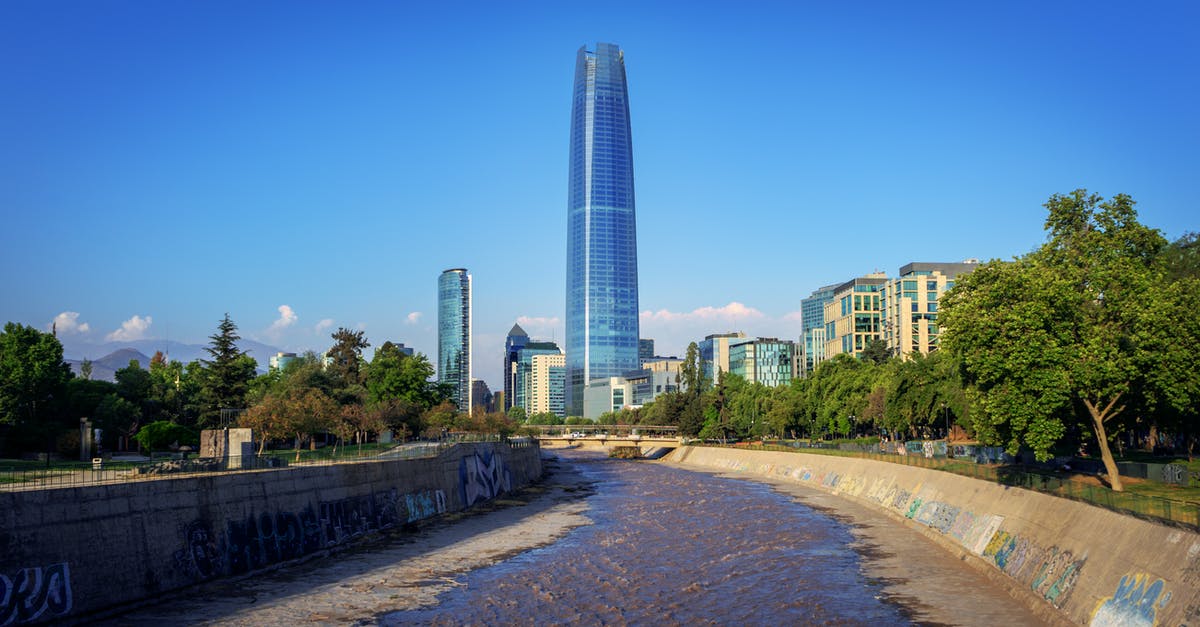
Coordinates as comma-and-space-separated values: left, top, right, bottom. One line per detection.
566, 42, 639, 417
438, 268, 472, 413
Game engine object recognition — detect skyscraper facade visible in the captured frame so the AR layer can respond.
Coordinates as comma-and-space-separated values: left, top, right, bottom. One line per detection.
800, 284, 838, 377
503, 323, 530, 410
438, 268, 472, 413
566, 42, 640, 417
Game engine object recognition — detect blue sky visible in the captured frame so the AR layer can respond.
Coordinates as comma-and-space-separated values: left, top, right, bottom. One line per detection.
2, 1, 1196, 389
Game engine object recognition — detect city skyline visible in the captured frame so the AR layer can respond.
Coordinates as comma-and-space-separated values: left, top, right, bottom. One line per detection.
2, 2, 1197, 391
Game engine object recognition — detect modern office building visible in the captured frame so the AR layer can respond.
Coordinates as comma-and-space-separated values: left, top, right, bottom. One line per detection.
638, 339, 655, 366
529, 353, 567, 417
438, 268, 472, 413
822, 273, 888, 363
582, 357, 682, 420
728, 338, 798, 387
698, 332, 746, 386
882, 261, 978, 359
503, 323, 530, 410
514, 341, 563, 415
799, 284, 838, 376
566, 42, 640, 416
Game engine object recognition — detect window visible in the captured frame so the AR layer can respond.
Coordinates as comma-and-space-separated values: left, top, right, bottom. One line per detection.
928, 302, 938, 312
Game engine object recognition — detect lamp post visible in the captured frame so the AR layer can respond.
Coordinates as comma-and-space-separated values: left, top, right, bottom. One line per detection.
941, 402, 948, 441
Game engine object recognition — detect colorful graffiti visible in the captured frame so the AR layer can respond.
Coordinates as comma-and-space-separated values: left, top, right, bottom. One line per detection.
1090, 573, 1171, 627
173, 488, 446, 580
461, 451, 512, 506
0, 563, 72, 626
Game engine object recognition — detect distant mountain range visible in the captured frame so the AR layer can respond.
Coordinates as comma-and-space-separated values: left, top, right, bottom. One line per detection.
60, 337, 287, 381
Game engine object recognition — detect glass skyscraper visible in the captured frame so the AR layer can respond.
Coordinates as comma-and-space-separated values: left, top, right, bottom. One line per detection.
438, 268, 472, 413
566, 42, 640, 417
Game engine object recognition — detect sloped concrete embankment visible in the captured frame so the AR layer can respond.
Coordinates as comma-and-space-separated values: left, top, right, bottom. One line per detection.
0, 442, 541, 625
667, 446, 1200, 626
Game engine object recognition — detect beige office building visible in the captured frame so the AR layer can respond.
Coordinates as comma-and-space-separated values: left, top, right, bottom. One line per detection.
881, 261, 978, 359
528, 352, 566, 416
822, 273, 888, 362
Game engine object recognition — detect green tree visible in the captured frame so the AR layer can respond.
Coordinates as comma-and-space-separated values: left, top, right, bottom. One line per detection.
0, 323, 73, 453
506, 406, 527, 422
679, 342, 703, 393
327, 327, 370, 390
861, 338, 891, 365
943, 191, 1186, 490
79, 358, 93, 381
132, 420, 196, 452
364, 343, 441, 409
198, 314, 256, 428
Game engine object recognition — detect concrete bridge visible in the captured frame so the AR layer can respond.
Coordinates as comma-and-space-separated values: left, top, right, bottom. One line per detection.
530, 425, 681, 453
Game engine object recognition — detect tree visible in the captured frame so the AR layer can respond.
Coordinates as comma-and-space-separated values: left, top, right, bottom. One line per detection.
861, 338, 891, 365
506, 406, 527, 422
79, 358, 93, 381
679, 342, 703, 393
327, 328, 370, 390
943, 191, 1181, 490
198, 314, 256, 428
0, 323, 73, 454
132, 420, 196, 452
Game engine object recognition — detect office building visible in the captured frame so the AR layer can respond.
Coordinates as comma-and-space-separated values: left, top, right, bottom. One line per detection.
728, 338, 798, 387
639, 339, 655, 366
529, 353, 566, 417
799, 284, 838, 376
822, 274, 888, 363
514, 341, 563, 416
699, 332, 746, 386
503, 323, 530, 410
471, 379, 494, 414
566, 42, 640, 416
882, 261, 978, 359
438, 268, 472, 412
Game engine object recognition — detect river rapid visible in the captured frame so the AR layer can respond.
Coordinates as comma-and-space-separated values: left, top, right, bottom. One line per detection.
386, 450, 916, 625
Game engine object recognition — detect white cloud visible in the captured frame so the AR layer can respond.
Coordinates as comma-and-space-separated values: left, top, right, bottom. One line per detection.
106, 315, 153, 342
515, 315, 564, 342
48, 311, 90, 335
405, 312, 422, 324
782, 309, 805, 322
639, 301, 765, 323
266, 305, 298, 339
314, 318, 334, 333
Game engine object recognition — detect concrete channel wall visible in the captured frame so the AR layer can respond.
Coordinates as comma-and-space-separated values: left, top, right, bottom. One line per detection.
668, 446, 1200, 626
0, 442, 541, 625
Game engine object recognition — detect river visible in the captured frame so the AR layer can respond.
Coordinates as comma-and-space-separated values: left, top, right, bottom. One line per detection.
103, 449, 1054, 625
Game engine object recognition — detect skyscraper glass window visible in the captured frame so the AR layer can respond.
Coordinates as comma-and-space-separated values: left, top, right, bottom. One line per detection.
438, 268, 472, 413
566, 42, 640, 416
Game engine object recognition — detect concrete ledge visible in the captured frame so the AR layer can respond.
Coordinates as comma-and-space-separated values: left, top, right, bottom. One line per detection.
667, 446, 1200, 626
0, 442, 541, 625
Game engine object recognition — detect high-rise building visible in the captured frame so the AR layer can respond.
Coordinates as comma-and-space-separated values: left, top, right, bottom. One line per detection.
471, 379, 494, 414
822, 273, 888, 363
799, 284, 838, 377
503, 323, 530, 410
882, 261, 978, 359
638, 339, 655, 366
566, 42, 640, 417
514, 341, 562, 414
698, 332, 746, 385
529, 353, 567, 417
438, 268, 472, 413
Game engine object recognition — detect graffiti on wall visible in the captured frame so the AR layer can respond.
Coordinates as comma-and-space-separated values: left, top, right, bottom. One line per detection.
461, 451, 511, 506
173, 488, 446, 580
0, 563, 72, 626
1090, 573, 1171, 627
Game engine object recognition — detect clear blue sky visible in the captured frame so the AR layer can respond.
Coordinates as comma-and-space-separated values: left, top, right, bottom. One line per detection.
2, 0, 1196, 389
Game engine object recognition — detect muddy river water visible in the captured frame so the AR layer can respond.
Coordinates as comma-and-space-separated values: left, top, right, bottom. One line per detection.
106, 450, 1053, 625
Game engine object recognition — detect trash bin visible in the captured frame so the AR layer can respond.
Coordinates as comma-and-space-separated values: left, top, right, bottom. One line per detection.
92, 457, 103, 470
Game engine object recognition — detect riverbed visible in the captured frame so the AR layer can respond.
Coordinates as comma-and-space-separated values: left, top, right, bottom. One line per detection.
102, 449, 1055, 625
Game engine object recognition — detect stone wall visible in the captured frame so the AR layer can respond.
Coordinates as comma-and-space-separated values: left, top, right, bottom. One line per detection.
0, 442, 541, 625
668, 446, 1200, 626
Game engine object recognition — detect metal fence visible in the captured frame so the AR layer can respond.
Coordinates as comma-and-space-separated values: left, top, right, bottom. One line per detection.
711, 442, 1200, 529
0, 436, 538, 491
